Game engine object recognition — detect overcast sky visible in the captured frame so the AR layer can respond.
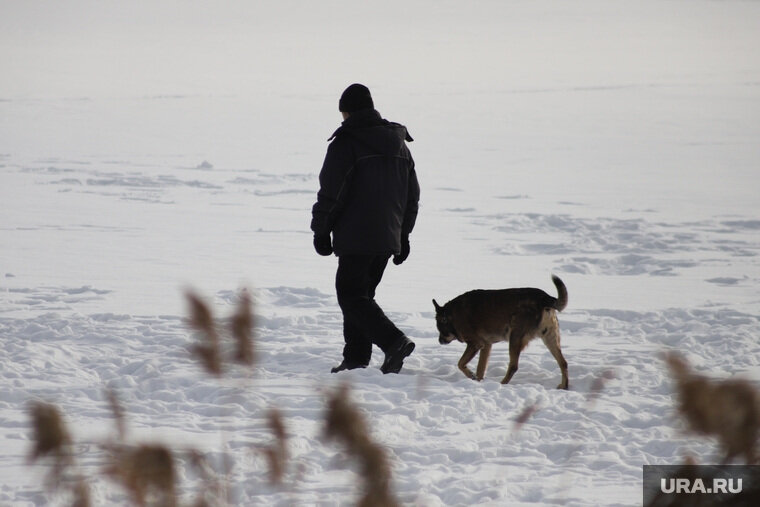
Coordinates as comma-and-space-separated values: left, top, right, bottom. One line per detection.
3, 1, 759, 100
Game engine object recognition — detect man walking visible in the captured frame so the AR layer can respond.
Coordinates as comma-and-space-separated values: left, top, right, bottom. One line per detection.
311, 84, 420, 374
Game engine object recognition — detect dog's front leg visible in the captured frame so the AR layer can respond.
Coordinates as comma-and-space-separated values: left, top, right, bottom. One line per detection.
475, 343, 491, 381
501, 334, 524, 385
457, 342, 479, 380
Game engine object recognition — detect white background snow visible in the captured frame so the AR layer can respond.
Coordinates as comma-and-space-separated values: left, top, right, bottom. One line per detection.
1, 0, 759, 505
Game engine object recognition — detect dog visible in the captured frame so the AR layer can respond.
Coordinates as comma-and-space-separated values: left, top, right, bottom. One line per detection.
433, 275, 569, 389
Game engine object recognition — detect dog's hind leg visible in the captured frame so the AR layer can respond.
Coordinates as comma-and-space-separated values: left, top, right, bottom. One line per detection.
546, 341, 569, 390
541, 315, 568, 389
458, 342, 479, 380
475, 342, 491, 381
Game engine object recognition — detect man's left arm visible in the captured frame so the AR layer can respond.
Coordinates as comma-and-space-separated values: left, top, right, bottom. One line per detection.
393, 155, 420, 265
402, 156, 420, 236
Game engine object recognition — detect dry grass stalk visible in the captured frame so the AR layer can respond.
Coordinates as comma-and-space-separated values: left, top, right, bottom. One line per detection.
28, 401, 75, 490
187, 450, 225, 507
106, 388, 127, 442
70, 480, 92, 507
586, 369, 616, 408
230, 289, 255, 366
186, 288, 256, 376
513, 403, 540, 432
324, 384, 399, 507
665, 352, 760, 464
185, 291, 223, 377
107, 444, 177, 507
261, 408, 288, 485
29, 401, 72, 466
28, 402, 91, 506
589, 369, 616, 397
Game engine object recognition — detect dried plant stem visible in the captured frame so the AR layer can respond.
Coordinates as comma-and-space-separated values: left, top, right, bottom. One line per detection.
230, 289, 255, 367
665, 352, 760, 464
105, 443, 177, 507
28, 401, 91, 506
260, 408, 288, 485
185, 291, 224, 377
324, 384, 399, 507
105, 388, 127, 442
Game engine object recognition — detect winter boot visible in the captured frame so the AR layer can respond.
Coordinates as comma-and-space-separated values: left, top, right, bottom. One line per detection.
331, 360, 367, 373
380, 336, 415, 374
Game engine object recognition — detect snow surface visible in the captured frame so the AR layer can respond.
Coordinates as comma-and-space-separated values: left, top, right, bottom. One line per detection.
1, 1, 759, 505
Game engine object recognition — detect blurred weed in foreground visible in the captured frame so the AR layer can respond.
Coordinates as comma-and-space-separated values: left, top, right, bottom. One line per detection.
259, 408, 288, 486
324, 383, 399, 507
28, 401, 91, 506
185, 288, 255, 377
644, 358, 760, 507
665, 352, 759, 465
29, 401, 72, 471
105, 444, 176, 507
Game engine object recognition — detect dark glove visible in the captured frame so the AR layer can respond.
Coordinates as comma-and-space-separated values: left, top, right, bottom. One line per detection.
393, 235, 410, 265
313, 234, 333, 256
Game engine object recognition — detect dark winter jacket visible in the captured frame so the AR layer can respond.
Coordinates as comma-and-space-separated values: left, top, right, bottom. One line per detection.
311, 109, 420, 256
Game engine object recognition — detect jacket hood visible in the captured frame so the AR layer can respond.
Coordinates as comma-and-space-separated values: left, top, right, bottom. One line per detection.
328, 109, 413, 156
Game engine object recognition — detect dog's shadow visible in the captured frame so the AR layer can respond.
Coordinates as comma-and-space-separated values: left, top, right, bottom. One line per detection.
425, 349, 567, 388
424, 343, 615, 395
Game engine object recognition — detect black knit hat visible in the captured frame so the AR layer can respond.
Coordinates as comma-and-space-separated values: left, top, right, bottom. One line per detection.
339, 83, 374, 113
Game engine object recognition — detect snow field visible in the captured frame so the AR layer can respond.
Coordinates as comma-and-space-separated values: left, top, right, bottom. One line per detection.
1, 154, 757, 504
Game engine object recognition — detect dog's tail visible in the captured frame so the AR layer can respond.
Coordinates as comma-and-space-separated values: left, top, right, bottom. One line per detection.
551, 275, 568, 312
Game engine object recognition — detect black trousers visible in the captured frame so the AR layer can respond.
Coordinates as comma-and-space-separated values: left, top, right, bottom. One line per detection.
335, 254, 404, 365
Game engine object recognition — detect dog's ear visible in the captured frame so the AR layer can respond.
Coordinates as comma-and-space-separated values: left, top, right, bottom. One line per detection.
432, 299, 442, 312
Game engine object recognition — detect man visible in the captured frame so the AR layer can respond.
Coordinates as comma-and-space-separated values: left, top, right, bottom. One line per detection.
311, 83, 420, 374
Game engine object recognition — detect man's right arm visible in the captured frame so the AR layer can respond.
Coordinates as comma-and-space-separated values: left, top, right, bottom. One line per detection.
310, 137, 353, 237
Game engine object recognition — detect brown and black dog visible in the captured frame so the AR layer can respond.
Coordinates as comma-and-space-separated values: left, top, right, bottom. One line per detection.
433, 275, 569, 389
